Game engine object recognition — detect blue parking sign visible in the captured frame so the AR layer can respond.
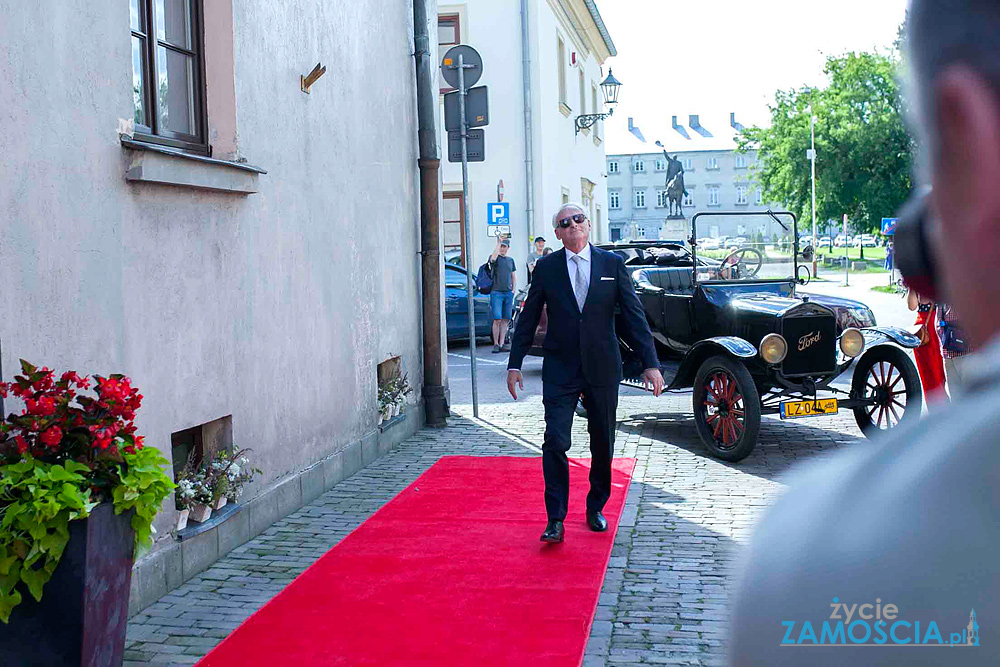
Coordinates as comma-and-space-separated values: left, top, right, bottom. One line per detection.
487, 202, 510, 237
488, 202, 509, 225
881, 217, 898, 235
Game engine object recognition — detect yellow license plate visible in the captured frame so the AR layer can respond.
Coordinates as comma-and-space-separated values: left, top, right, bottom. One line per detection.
780, 398, 838, 419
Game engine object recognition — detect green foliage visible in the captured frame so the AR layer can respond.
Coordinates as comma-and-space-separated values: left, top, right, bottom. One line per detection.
0, 459, 98, 623
737, 50, 914, 235
111, 446, 174, 555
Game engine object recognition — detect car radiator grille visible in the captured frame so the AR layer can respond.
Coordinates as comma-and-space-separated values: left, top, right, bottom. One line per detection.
781, 315, 837, 376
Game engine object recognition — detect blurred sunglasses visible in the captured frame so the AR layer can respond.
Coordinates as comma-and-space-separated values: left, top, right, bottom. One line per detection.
557, 213, 587, 228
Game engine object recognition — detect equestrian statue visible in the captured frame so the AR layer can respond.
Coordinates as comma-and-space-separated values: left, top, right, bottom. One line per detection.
663, 151, 688, 218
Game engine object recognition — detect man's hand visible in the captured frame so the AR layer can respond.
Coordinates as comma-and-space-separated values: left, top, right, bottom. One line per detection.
507, 370, 524, 400
643, 368, 665, 397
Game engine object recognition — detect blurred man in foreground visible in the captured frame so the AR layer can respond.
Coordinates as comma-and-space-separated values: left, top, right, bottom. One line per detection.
730, 1, 1000, 663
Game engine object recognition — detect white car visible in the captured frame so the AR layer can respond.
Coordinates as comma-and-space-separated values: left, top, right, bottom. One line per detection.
726, 237, 748, 249
700, 238, 722, 250
853, 234, 878, 248
834, 235, 849, 247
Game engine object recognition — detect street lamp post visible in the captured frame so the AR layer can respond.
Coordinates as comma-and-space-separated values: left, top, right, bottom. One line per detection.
575, 69, 621, 135
808, 108, 818, 277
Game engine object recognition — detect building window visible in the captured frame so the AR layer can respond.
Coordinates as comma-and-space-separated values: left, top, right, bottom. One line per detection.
633, 160, 645, 173
655, 159, 666, 172
634, 189, 646, 208
736, 185, 748, 205
609, 191, 621, 209
608, 159, 619, 174
579, 68, 586, 120
442, 191, 466, 266
682, 158, 693, 171
735, 154, 747, 169
706, 157, 720, 170
755, 189, 763, 205
438, 14, 460, 93
636, 226, 646, 239
557, 37, 568, 110
131, 0, 207, 153
592, 84, 600, 137
656, 190, 668, 208
708, 186, 720, 206
683, 190, 695, 207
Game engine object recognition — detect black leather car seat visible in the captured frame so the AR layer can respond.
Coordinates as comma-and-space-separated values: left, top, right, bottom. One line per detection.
632, 267, 695, 294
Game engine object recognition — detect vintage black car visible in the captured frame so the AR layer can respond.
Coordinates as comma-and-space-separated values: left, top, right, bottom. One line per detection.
605, 211, 923, 462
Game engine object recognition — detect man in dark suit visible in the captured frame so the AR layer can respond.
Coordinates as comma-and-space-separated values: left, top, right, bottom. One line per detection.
507, 203, 663, 543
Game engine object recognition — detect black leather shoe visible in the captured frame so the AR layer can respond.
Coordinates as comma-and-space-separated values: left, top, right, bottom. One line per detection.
540, 520, 565, 543
587, 512, 608, 532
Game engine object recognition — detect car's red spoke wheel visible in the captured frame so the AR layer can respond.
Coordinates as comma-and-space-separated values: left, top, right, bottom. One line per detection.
693, 355, 761, 462
852, 346, 922, 437
702, 370, 747, 448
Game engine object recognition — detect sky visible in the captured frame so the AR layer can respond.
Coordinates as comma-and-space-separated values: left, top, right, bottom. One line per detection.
598, 0, 909, 154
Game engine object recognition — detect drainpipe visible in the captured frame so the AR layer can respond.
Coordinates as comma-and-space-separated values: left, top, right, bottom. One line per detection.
520, 0, 535, 247
413, 0, 448, 427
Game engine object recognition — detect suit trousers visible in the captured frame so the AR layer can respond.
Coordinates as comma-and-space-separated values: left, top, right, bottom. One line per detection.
542, 375, 619, 520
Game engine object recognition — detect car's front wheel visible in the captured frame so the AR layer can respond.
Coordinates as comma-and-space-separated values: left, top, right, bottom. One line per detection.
692, 355, 761, 462
851, 345, 922, 436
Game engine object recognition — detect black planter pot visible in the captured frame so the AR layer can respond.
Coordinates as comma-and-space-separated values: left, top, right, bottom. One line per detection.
0, 502, 135, 667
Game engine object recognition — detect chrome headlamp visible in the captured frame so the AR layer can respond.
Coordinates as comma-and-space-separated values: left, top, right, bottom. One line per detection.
760, 333, 788, 364
839, 328, 865, 358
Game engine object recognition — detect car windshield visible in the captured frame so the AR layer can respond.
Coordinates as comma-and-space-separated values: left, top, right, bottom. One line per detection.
693, 212, 798, 284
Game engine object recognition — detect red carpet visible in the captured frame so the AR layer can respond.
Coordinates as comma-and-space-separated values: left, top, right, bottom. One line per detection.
197, 456, 635, 666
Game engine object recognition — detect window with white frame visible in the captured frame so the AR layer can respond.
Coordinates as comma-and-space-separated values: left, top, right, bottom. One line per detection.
682, 158, 693, 170
591, 84, 600, 138
735, 154, 747, 169
736, 185, 748, 204
557, 37, 567, 109
579, 69, 586, 120
634, 189, 646, 208
636, 226, 645, 238
755, 189, 763, 205
655, 159, 666, 172
609, 191, 620, 209
608, 159, 619, 174
706, 157, 720, 170
656, 190, 668, 208
633, 160, 645, 173
683, 189, 695, 207
708, 186, 720, 206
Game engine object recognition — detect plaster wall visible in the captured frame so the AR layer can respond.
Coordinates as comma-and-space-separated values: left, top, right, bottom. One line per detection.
0, 0, 423, 536
437, 0, 610, 275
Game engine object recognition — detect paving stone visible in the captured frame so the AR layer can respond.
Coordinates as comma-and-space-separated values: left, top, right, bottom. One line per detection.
126, 389, 865, 665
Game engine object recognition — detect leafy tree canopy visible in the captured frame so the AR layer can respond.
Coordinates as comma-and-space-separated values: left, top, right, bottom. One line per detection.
737, 50, 915, 235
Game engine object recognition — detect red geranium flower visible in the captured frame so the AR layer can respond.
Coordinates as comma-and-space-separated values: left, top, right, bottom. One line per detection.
39, 426, 62, 449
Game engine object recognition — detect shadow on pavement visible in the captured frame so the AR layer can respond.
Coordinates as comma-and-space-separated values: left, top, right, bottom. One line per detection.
617, 409, 867, 483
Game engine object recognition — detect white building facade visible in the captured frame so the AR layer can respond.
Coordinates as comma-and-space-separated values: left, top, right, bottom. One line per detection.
437, 0, 614, 273
607, 148, 789, 242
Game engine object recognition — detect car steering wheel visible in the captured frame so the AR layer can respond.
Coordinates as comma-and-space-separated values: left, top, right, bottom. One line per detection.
720, 248, 764, 278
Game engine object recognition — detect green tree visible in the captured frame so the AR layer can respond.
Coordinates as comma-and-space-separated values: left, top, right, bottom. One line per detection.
737, 51, 915, 236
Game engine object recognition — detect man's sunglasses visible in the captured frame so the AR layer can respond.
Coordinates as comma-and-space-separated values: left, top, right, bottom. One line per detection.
557, 213, 587, 228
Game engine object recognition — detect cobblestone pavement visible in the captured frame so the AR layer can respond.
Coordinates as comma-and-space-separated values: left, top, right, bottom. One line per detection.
125, 387, 869, 666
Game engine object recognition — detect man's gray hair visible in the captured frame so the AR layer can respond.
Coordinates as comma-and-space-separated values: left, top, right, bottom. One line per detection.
908, 0, 1000, 148
551, 202, 588, 230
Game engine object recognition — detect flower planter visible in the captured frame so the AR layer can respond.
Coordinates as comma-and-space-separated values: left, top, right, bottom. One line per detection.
0, 503, 134, 667
189, 503, 213, 523
175, 508, 190, 532
212, 496, 228, 511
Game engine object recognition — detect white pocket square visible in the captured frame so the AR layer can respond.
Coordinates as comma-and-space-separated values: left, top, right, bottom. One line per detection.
600, 276, 615, 281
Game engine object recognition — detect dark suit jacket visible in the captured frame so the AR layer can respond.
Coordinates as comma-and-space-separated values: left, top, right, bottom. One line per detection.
508, 244, 659, 387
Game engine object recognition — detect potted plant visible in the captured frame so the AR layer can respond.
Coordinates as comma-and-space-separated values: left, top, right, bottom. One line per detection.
377, 385, 393, 424
0, 360, 174, 665
186, 468, 214, 523
207, 448, 261, 508
174, 476, 196, 531
393, 373, 412, 416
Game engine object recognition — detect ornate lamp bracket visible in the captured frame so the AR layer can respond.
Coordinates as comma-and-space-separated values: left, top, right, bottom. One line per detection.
574, 108, 614, 136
